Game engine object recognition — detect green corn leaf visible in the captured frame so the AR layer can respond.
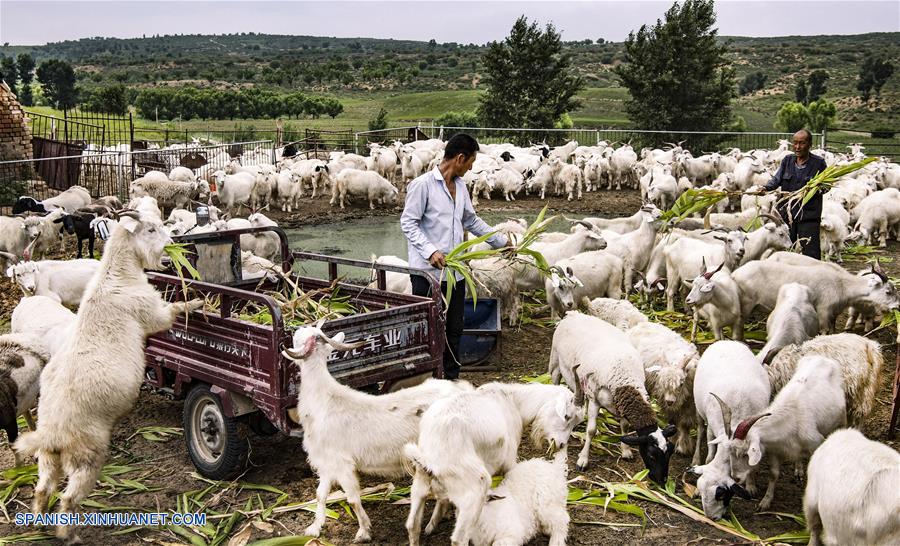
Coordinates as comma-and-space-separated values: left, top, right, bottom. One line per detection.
164, 243, 200, 280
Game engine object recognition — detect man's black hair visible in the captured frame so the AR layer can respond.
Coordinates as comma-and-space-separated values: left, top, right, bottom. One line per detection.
443, 133, 479, 161
794, 128, 813, 143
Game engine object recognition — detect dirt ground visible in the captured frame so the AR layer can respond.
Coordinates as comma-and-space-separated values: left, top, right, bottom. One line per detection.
0, 187, 897, 545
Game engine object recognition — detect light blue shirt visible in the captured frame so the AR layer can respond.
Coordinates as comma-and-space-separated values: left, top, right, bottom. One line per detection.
400, 167, 508, 282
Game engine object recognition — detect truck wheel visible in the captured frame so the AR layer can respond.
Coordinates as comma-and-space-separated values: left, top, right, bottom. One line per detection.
183, 384, 248, 480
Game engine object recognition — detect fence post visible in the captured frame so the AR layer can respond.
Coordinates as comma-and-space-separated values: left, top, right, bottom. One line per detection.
821, 127, 827, 150
129, 113, 134, 146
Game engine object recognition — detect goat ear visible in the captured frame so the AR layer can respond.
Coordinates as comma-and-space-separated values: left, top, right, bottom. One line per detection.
119, 216, 139, 234
554, 393, 568, 421
332, 332, 346, 343
748, 442, 763, 466
714, 485, 731, 502
730, 483, 752, 500
5, 266, 14, 278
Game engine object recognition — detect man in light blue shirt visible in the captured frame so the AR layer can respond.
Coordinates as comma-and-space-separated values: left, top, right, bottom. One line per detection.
400, 133, 508, 379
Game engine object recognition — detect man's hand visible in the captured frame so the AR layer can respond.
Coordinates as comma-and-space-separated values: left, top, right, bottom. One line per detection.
429, 250, 446, 269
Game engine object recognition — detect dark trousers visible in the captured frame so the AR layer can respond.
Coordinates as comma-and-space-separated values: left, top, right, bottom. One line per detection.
411, 275, 465, 380
789, 219, 821, 260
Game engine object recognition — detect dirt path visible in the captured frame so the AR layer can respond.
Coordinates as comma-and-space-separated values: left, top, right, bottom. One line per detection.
0, 188, 897, 545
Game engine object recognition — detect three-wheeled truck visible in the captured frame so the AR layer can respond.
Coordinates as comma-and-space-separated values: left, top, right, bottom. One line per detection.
143, 227, 500, 479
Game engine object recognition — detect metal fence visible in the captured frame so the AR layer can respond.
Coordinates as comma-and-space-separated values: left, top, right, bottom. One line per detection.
826, 127, 899, 161
0, 140, 276, 215
0, 152, 123, 214
354, 125, 824, 155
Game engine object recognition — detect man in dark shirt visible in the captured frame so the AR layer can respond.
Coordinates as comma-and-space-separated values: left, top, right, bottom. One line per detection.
763, 129, 827, 259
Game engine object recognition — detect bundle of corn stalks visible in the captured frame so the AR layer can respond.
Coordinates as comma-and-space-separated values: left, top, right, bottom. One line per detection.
442, 205, 555, 306
232, 277, 359, 329
782, 157, 878, 214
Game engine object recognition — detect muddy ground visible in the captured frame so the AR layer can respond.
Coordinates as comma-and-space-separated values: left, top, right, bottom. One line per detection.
0, 188, 897, 545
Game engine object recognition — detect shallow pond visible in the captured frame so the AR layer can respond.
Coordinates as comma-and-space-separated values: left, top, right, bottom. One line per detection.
286, 210, 578, 278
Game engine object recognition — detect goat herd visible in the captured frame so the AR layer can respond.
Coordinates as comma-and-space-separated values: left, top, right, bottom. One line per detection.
0, 135, 898, 545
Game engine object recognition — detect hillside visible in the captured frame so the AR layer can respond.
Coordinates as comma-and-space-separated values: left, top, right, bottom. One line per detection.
1, 32, 897, 130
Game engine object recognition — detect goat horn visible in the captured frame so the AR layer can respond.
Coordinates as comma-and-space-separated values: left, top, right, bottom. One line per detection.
709, 392, 733, 438
702, 262, 725, 280
759, 212, 784, 226
317, 331, 366, 352
0, 251, 19, 264
871, 259, 889, 283
281, 348, 306, 360
632, 268, 646, 281
571, 364, 584, 406
733, 413, 771, 440
575, 220, 595, 231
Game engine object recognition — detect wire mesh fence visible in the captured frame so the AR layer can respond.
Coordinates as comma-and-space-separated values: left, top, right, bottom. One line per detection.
354, 126, 823, 154
826, 127, 899, 161
0, 141, 276, 215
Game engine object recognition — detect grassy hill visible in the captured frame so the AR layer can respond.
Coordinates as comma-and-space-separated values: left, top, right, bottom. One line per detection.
2, 32, 897, 132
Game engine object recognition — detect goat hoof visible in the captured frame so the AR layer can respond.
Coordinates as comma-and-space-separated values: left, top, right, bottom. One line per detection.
424, 523, 435, 536
575, 462, 588, 472
303, 525, 321, 538
353, 529, 372, 543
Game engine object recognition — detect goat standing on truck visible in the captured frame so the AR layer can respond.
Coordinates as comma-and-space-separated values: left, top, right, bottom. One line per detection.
401, 133, 510, 379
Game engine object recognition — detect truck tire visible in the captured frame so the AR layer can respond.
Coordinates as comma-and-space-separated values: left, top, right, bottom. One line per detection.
183, 384, 248, 480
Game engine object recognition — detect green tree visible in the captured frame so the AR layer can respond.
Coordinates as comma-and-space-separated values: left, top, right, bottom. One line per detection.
615, 0, 735, 138
477, 16, 583, 130
36, 59, 78, 110
774, 101, 810, 133
368, 107, 388, 131
858, 56, 894, 102
16, 53, 35, 106
794, 80, 808, 105
807, 70, 829, 103
738, 71, 767, 95
434, 111, 479, 127
322, 97, 344, 119
807, 99, 836, 132
0, 56, 17, 96
81, 84, 129, 115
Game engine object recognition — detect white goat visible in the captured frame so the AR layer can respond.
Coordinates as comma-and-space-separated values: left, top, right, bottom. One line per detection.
550, 312, 675, 481
729, 355, 846, 510
404, 382, 581, 546
544, 252, 624, 319
765, 333, 883, 428
581, 296, 648, 330
280, 325, 472, 543
470, 454, 569, 546
10, 296, 76, 358
804, 428, 900, 546
14, 211, 204, 543
757, 282, 819, 364
6, 259, 100, 308
688, 340, 770, 519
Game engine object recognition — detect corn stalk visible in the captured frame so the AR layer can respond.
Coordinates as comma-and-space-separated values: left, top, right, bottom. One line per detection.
778, 157, 878, 222
442, 205, 555, 308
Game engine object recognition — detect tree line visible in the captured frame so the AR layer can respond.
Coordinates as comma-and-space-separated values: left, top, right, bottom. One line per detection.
0, 56, 345, 121
131, 87, 343, 121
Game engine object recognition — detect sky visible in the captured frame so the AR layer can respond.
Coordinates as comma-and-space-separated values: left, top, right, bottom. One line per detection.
1, 0, 898, 46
